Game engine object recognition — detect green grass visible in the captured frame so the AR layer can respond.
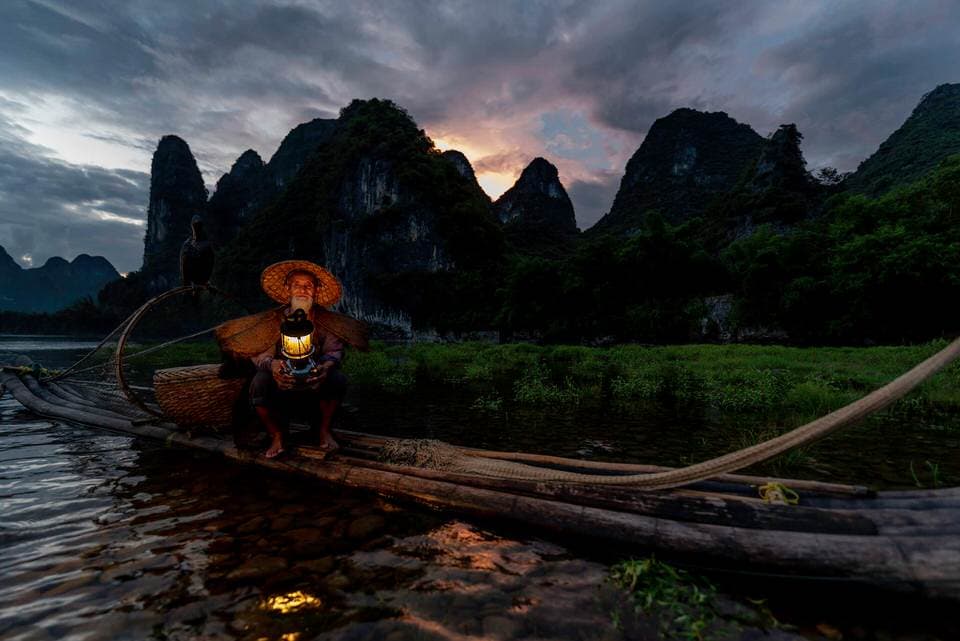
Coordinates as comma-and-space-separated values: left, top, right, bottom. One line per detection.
910, 460, 944, 488
124, 341, 222, 369
608, 557, 788, 641
470, 393, 503, 411
609, 557, 718, 640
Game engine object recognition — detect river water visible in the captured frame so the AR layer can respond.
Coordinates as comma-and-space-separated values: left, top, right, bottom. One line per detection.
1, 336, 957, 640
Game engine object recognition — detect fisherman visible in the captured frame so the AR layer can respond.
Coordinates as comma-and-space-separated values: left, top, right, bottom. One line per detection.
215, 260, 369, 459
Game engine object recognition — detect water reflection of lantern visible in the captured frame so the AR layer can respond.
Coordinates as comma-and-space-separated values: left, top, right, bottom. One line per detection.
280, 308, 317, 377
262, 590, 322, 614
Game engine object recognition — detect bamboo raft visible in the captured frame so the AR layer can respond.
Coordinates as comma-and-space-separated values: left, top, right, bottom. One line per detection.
3, 365, 960, 600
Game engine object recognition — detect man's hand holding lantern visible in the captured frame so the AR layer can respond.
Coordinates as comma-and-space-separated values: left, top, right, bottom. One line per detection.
305, 360, 335, 390
271, 358, 297, 390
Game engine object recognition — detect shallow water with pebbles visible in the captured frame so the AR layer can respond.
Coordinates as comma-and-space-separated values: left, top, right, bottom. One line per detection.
0, 398, 636, 641
1, 338, 957, 640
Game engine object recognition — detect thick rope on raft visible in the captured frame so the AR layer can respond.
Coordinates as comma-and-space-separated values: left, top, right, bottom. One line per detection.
377, 439, 462, 470
377, 336, 960, 490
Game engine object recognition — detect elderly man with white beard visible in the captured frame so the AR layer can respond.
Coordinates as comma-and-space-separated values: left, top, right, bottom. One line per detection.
250, 261, 347, 458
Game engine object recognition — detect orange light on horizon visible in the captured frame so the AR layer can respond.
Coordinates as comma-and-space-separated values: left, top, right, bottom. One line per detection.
431, 134, 521, 200
476, 173, 515, 200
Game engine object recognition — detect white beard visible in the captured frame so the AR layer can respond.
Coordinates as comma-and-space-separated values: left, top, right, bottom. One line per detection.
290, 295, 312, 313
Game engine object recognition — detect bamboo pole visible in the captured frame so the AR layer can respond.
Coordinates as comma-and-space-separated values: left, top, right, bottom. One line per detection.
335, 429, 873, 497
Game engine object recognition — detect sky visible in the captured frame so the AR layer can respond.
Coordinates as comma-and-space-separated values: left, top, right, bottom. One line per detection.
1, 0, 958, 274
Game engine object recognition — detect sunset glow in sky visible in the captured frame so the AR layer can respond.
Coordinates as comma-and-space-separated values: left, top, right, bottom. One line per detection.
1, 1, 959, 272
430, 135, 516, 200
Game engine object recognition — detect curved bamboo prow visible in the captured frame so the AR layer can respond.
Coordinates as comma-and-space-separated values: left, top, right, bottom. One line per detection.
113, 284, 240, 419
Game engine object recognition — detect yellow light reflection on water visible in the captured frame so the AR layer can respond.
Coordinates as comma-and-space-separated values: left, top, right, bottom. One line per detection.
261, 590, 322, 614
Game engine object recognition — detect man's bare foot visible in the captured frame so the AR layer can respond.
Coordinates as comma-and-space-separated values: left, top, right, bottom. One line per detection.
265, 436, 285, 458
318, 431, 339, 452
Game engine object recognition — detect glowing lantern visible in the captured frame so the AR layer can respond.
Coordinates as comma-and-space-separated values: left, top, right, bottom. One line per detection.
280, 309, 317, 377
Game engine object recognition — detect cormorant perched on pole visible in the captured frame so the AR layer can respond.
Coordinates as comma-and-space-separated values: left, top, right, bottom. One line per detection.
180, 215, 214, 288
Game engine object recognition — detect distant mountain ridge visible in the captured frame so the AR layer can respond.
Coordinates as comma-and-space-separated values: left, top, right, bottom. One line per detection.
79, 83, 960, 341
702, 123, 823, 244
589, 108, 766, 235
129, 103, 583, 332
845, 83, 960, 195
0, 245, 120, 312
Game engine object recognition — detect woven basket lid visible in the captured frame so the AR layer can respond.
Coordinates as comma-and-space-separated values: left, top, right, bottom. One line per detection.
260, 260, 342, 307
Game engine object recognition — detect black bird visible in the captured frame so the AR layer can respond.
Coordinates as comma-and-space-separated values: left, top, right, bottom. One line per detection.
180, 215, 215, 288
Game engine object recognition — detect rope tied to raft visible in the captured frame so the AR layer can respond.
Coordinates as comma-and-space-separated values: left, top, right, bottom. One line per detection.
377, 439, 461, 471
758, 482, 800, 505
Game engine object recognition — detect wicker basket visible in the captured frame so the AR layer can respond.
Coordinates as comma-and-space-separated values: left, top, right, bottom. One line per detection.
154, 364, 246, 429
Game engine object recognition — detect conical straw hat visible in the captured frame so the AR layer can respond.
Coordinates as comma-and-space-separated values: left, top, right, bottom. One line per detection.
260, 260, 342, 307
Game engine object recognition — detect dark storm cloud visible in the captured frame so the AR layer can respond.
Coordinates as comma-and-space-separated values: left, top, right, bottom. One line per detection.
753, 1, 960, 170
0, 116, 148, 272
561, 1, 757, 134
0, 1, 158, 96
0, 0, 958, 265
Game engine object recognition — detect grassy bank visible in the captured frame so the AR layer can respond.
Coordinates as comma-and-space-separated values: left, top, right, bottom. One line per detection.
116, 339, 960, 421
344, 340, 960, 419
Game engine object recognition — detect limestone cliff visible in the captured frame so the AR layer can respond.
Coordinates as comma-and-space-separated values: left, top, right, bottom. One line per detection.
141, 135, 207, 292
214, 99, 503, 336
588, 109, 764, 235
207, 149, 272, 244
439, 149, 478, 186
207, 119, 340, 247
846, 83, 960, 195
493, 157, 578, 255
266, 118, 338, 189
705, 123, 821, 241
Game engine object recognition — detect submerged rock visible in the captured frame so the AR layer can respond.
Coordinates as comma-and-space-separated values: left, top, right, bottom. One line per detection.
347, 514, 386, 540
236, 515, 266, 534
226, 555, 287, 580
296, 556, 336, 575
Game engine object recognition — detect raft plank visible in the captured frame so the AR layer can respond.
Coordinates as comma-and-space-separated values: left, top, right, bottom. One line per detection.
336, 429, 874, 498
60, 382, 162, 417
22, 376, 142, 423
334, 453, 880, 535
45, 382, 146, 422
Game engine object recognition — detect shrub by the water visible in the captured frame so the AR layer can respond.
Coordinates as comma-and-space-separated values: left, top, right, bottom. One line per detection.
512, 361, 581, 406
609, 557, 718, 640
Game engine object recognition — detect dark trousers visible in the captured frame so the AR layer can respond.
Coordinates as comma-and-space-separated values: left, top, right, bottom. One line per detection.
249, 367, 347, 430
